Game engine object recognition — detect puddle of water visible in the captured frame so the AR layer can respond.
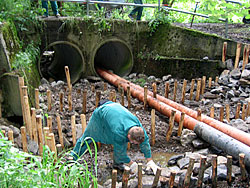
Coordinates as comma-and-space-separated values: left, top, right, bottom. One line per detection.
152, 152, 178, 167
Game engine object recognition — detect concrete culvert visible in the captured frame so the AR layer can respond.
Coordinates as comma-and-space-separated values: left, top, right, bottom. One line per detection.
93, 39, 133, 77
38, 41, 85, 84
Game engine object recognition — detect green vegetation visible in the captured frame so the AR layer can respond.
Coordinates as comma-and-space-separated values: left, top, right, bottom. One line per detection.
0, 130, 98, 187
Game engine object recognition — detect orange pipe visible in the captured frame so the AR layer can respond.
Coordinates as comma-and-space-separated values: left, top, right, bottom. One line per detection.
97, 68, 250, 147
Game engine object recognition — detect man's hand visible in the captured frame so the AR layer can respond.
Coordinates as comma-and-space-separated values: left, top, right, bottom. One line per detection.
146, 160, 159, 175
130, 162, 138, 174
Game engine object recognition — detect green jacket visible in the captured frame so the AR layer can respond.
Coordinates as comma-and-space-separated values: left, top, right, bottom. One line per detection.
72, 101, 151, 163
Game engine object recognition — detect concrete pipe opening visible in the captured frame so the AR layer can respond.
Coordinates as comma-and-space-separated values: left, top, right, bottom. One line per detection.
93, 39, 133, 77
38, 41, 85, 84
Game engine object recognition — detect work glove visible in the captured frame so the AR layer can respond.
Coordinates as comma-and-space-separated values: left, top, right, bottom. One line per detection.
146, 160, 159, 175
130, 162, 138, 174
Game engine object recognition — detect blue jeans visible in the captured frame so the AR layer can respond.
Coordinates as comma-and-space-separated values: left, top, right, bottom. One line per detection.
129, 0, 143, 20
42, 0, 59, 16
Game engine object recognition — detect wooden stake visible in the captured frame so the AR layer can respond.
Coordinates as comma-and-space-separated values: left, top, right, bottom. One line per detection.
47, 116, 52, 133
201, 76, 206, 95
43, 127, 50, 146
235, 102, 241, 119
177, 112, 185, 137
197, 155, 207, 188
111, 169, 117, 188
222, 42, 227, 64
138, 163, 143, 188
8, 130, 14, 144
80, 114, 86, 134
121, 88, 125, 106
219, 106, 224, 122
95, 91, 101, 108
211, 155, 217, 188
31, 108, 38, 143
24, 96, 32, 138
127, 85, 131, 109
91, 84, 95, 92
71, 115, 76, 146
165, 82, 170, 98
56, 115, 64, 149
144, 86, 148, 110
215, 76, 219, 85
197, 108, 202, 121
210, 106, 215, 118
234, 43, 242, 69
152, 168, 161, 188
64, 66, 72, 92
181, 79, 187, 104
68, 91, 72, 111
151, 109, 155, 146
184, 157, 195, 188
35, 88, 40, 109
47, 90, 52, 111
21, 86, 28, 128
242, 45, 249, 70
36, 115, 43, 155
169, 171, 176, 188
82, 90, 87, 114
103, 82, 107, 91
247, 101, 250, 117
226, 155, 232, 185
189, 79, 195, 100
59, 91, 64, 112
18, 77, 25, 123
48, 133, 57, 158
195, 79, 201, 101
173, 80, 177, 102
56, 144, 62, 156
21, 126, 28, 152
122, 166, 130, 188
152, 83, 157, 98
226, 104, 230, 122
166, 110, 176, 142
239, 153, 247, 181
208, 77, 212, 88
242, 103, 246, 120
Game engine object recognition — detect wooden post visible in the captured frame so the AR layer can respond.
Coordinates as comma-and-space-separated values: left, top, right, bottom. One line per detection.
56, 144, 62, 156
173, 80, 177, 102
222, 42, 227, 64
82, 90, 87, 114
239, 153, 247, 181
56, 115, 64, 149
43, 127, 50, 146
152, 168, 161, 188
184, 157, 195, 188
47, 116, 52, 133
210, 106, 215, 118
164, 82, 169, 99
189, 79, 195, 100
242, 45, 249, 70
235, 102, 241, 119
24, 96, 32, 138
68, 91, 72, 111
197, 109, 202, 121
71, 115, 76, 146
211, 155, 217, 188
215, 76, 219, 85
36, 115, 43, 155
169, 171, 176, 188
181, 79, 187, 104
127, 85, 131, 109
226, 155, 232, 185
31, 108, 38, 143
80, 114, 86, 134
197, 155, 207, 188
35, 88, 40, 109
111, 169, 117, 188
122, 166, 130, 188
48, 133, 57, 158
242, 103, 246, 120
138, 163, 143, 188
247, 101, 250, 117
91, 84, 95, 92
152, 83, 157, 98
151, 109, 155, 146
95, 91, 101, 108
177, 112, 185, 137
208, 77, 212, 88
234, 43, 242, 69
19, 77, 26, 123
8, 130, 14, 144
219, 106, 224, 122
195, 79, 201, 101
47, 90, 52, 111
166, 110, 176, 142
201, 76, 206, 95
59, 91, 64, 112
226, 104, 230, 122
21, 126, 28, 152
144, 86, 148, 110
65, 66, 72, 91
103, 82, 107, 91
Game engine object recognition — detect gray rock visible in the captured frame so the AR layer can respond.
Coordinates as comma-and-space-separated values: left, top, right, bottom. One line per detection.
76, 124, 83, 140
239, 92, 249, 98
128, 73, 137, 79
229, 77, 239, 85
206, 164, 234, 181
239, 78, 250, 86
217, 156, 227, 165
230, 119, 248, 132
178, 172, 198, 187
177, 157, 190, 169
27, 139, 39, 155
40, 78, 49, 85
203, 92, 217, 99
192, 138, 210, 149
51, 80, 65, 87
162, 75, 172, 81
245, 63, 250, 70
210, 87, 223, 94
241, 69, 250, 80
230, 68, 241, 79
226, 90, 235, 98
168, 154, 185, 166
180, 129, 197, 146
226, 59, 234, 70
194, 148, 210, 155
